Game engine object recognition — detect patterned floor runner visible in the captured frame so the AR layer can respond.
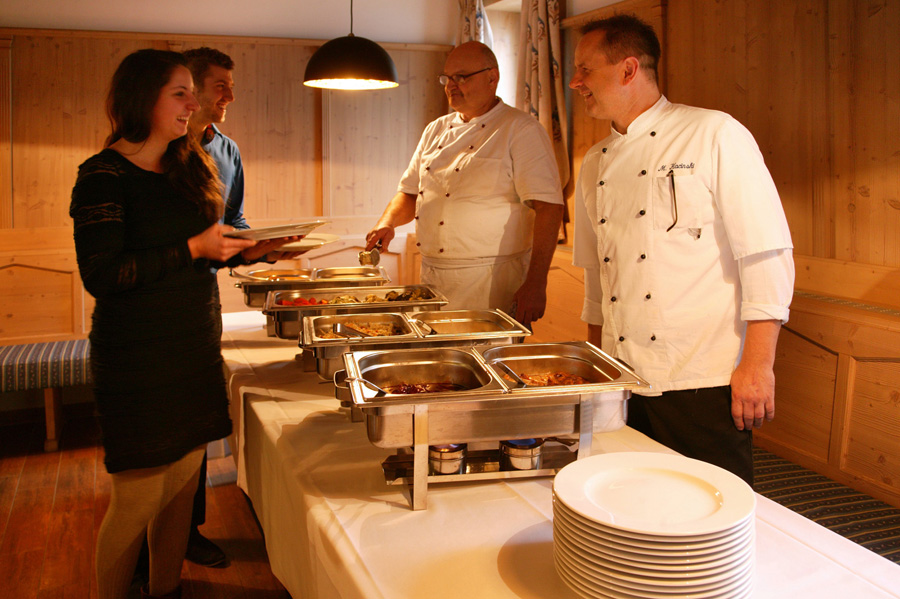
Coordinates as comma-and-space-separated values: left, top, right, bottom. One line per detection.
752, 447, 900, 563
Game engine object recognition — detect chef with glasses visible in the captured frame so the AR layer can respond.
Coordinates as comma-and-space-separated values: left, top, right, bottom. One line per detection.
365, 41, 564, 329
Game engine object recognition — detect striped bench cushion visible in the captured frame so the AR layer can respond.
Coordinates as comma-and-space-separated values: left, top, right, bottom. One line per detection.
0, 339, 92, 393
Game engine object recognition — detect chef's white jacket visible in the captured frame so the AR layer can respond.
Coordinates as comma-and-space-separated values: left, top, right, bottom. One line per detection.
573, 96, 794, 394
399, 100, 563, 261
398, 100, 562, 310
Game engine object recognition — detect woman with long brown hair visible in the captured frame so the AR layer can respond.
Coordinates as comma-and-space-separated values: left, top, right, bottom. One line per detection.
70, 49, 273, 599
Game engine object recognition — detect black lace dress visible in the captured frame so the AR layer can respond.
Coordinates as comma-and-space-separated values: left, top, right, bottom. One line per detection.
70, 149, 232, 473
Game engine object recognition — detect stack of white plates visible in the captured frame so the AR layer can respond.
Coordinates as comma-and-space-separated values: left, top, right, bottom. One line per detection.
552, 452, 756, 599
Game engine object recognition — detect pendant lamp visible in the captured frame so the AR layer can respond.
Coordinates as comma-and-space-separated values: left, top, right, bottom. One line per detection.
304, 0, 399, 90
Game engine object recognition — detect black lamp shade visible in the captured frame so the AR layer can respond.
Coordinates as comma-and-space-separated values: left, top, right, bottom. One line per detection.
304, 35, 399, 90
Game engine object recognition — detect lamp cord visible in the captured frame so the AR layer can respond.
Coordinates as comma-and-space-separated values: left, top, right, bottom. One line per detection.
350, 0, 354, 35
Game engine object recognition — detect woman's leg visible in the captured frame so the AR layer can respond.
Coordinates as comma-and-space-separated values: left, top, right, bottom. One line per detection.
147, 446, 205, 595
95, 447, 205, 599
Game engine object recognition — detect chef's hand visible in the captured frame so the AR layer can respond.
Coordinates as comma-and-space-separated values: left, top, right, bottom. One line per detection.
730, 361, 775, 431
512, 282, 547, 330
730, 320, 780, 431
188, 224, 256, 262
241, 235, 303, 263
365, 226, 394, 253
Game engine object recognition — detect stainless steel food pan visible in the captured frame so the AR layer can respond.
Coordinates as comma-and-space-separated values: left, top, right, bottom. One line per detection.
340, 343, 649, 448
232, 266, 390, 308
264, 285, 447, 340
407, 309, 528, 338
302, 309, 531, 380
477, 342, 629, 387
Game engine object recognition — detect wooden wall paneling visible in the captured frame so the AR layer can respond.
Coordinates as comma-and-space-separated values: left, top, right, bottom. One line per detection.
760, 327, 838, 464
793, 255, 900, 310
0, 260, 80, 343
0, 37, 11, 229
830, 0, 900, 266
759, 293, 900, 507
11, 35, 152, 229
323, 48, 448, 220
842, 359, 900, 499
745, 1, 829, 259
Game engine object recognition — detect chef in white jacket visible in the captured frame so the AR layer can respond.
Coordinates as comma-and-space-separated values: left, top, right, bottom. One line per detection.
365, 41, 564, 328
570, 15, 794, 485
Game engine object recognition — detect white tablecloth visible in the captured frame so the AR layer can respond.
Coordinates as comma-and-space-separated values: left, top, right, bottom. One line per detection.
221, 311, 900, 599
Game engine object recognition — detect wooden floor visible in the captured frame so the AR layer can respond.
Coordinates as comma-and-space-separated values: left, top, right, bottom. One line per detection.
0, 407, 291, 598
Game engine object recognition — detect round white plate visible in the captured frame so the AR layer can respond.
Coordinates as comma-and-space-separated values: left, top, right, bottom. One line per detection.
555, 550, 755, 599
553, 452, 755, 537
553, 501, 753, 556
223, 220, 329, 241
554, 514, 754, 572
555, 495, 753, 545
556, 531, 754, 590
278, 232, 340, 253
554, 549, 754, 599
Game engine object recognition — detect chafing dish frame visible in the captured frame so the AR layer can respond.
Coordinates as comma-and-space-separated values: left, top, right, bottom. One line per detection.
339, 342, 650, 509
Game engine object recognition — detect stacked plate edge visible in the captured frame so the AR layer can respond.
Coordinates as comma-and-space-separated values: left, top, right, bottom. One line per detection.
552, 452, 756, 599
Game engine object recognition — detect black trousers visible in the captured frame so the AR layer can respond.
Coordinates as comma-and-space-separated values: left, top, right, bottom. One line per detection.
626, 386, 754, 487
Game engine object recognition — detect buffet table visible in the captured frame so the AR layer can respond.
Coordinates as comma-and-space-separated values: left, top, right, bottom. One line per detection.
220, 311, 900, 599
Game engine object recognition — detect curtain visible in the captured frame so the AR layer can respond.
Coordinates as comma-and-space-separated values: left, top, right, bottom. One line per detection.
457, 0, 494, 46
517, 0, 570, 194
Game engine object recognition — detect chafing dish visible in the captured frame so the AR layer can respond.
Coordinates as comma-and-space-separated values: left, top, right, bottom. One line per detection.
231, 265, 391, 308
264, 284, 447, 340
338, 342, 649, 509
303, 309, 530, 380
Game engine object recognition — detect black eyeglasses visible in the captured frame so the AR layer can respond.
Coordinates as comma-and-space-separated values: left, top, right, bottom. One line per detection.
439, 68, 491, 86
666, 169, 678, 232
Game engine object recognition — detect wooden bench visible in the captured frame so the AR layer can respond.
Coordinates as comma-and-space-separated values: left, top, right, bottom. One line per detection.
0, 339, 92, 451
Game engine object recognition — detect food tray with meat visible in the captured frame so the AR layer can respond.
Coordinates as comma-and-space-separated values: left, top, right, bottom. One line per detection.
231, 265, 391, 308
302, 309, 531, 380
338, 342, 649, 448
264, 285, 448, 340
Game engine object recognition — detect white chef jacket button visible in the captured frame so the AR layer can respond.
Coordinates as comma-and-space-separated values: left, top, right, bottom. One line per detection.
645, 293, 651, 299
599, 180, 605, 186
416, 242, 421, 246
445, 193, 450, 197
600, 218, 606, 224
454, 167, 460, 172
481, 124, 486, 128
419, 191, 424, 196
439, 248, 444, 253
639, 209, 646, 216
439, 221, 444, 225
650, 335, 656, 341
640, 170, 647, 176
610, 296, 617, 302
438, 145, 443, 149
618, 336, 625, 342
602, 148, 607, 153
468, 145, 474, 149
425, 166, 431, 171
640, 253, 646, 259
603, 257, 610, 263
650, 131, 657, 136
